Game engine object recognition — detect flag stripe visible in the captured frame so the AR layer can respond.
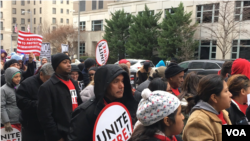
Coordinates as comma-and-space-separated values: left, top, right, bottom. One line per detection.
17, 31, 43, 56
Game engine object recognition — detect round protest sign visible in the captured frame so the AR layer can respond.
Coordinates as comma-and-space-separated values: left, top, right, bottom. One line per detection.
93, 102, 133, 141
1, 126, 21, 141
95, 40, 109, 66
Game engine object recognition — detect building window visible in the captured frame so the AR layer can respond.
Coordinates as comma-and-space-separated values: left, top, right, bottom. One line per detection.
1, 46, 3, 49
80, 0, 85, 11
67, 0, 69, 4
53, 26, 56, 30
27, 0, 30, 4
21, 0, 25, 6
53, 8, 56, 14
53, 18, 56, 24
12, 36, 17, 41
67, 19, 69, 24
12, 0, 16, 5
80, 43, 85, 56
21, 27, 25, 31
40, 7, 42, 14
40, 17, 42, 24
34, 18, 36, 24
0, 1, 2, 8
0, 12, 2, 19
12, 8, 16, 14
61, 9, 63, 13
61, 0, 63, 4
99, 0, 103, 9
92, 0, 96, 10
232, 40, 250, 60
1, 34, 3, 40
138, 10, 154, 16
21, 9, 25, 15
21, 18, 25, 24
53, 0, 56, 4
34, 0, 35, 5
67, 9, 69, 14
196, 3, 219, 23
34, 9, 36, 15
0, 22, 3, 30
34, 27, 36, 33
92, 20, 103, 31
28, 19, 30, 22
80, 21, 85, 31
198, 40, 217, 59
13, 18, 16, 23
165, 8, 177, 18
40, 0, 41, 4
235, 1, 250, 21
61, 18, 63, 23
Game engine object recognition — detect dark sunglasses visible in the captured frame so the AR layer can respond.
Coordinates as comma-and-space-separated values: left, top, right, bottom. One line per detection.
89, 74, 95, 77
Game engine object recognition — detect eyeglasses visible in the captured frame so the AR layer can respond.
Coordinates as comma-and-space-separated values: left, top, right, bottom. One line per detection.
89, 74, 94, 77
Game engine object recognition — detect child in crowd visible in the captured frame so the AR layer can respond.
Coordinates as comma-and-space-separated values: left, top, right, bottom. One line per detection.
1, 67, 22, 132
130, 88, 184, 141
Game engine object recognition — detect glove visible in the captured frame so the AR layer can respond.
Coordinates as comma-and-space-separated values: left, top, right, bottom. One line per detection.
4, 122, 13, 132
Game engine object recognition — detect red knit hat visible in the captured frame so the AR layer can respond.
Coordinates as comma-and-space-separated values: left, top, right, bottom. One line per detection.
231, 58, 250, 79
119, 59, 129, 64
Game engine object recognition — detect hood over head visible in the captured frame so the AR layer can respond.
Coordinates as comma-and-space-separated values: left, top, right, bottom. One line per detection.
5, 67, 21, 86
190, 100, 219, 115
4, 59, 19, 70
156, 60, 166, 67
94, 64, 137, 113
1, 49, 7, 57
71, 65, 83, 81
231, 58, 250, 79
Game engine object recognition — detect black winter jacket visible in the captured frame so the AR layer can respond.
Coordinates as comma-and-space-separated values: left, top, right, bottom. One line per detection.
68, 64, 138, 141
1, 61, 36, 86
82, 68, 90, 86
134, 79, 152, 103
16, 74, 44, 133
226, 99, 249, 125
37, 74, 83, 141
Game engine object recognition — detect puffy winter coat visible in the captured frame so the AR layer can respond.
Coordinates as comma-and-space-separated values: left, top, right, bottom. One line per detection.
1, 67, 21, 124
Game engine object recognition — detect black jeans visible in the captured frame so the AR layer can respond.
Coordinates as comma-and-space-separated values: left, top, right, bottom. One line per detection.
21, 126, 45, 141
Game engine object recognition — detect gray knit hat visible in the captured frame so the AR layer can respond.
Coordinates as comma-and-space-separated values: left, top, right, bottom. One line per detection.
136, 88, 180, 126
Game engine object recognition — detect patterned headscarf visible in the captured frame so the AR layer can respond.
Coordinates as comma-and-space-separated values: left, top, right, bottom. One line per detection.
136, 88, 180, 126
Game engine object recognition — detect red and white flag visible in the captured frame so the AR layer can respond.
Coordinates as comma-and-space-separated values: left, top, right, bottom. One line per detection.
17, 31, 43, 56
27, 24, 30, 33
15, 24, 18, 33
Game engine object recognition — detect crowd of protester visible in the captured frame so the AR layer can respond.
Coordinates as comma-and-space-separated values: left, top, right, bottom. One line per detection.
1, 49, 250, 141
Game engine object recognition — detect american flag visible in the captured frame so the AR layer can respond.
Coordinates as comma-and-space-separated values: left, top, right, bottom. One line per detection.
27, 24, 30, 33
15, 24, 18, 33
17, 31, 43, 56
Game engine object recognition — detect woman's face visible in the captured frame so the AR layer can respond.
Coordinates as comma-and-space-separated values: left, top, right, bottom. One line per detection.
168, 105, 184, 135
240, 86, 250, 103
1, 53, 6, 58
88, 70, 96, 81
215, 81, 232, 111
18, 60, 23, 68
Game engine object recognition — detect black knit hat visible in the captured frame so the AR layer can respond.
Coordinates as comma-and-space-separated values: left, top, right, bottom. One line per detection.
84, 58, 96, 69
4, 59, 19, 70
165, 63, 188, 78
51, 53, 70, 71
89, 67, 98, 72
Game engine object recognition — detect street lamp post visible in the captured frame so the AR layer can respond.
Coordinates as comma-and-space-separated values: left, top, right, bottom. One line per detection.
78, 0, 80, 60
22, 11, 32, 33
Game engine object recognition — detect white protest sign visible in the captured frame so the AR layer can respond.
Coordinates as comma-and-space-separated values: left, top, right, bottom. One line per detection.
61, 44, 69, 53
93, 102, 133, 141
247, 94, 250, 106
95, 40, 109, 66
1, 126, 21, 141
40, 43, 51, 62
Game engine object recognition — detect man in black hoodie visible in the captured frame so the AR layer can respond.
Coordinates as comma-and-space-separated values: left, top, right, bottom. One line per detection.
16, 63, 54, 141
37, 53, 82, 141
68, 64, 137, 141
